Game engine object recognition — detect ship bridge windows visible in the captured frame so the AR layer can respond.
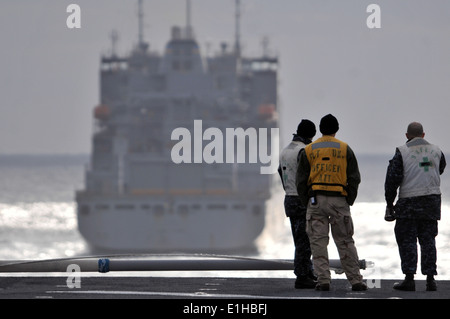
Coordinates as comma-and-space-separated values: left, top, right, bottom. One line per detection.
101, 57, 128, 72
172, 46, 196, 57
115, 204, 135, 210
207, 204, 227, 211
164, 37, 204, 74
242, 58, 278, 73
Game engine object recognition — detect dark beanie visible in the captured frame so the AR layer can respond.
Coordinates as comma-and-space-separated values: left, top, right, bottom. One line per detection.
296, 119, 316, 139
319, 114, 339, 135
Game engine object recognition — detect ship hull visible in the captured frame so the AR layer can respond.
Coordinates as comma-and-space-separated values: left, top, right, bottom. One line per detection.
76, 193, 267, 252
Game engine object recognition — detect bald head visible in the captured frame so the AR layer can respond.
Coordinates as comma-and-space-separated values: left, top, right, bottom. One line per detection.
406, 122, 425, 139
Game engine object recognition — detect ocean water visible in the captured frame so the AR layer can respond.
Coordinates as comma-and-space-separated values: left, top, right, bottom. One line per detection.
0, 154, 449, 280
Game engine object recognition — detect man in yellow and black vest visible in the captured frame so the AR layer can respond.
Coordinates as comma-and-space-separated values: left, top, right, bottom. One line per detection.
296, 114, 367, 291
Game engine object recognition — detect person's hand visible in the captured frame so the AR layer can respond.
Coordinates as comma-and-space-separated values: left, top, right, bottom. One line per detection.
384, 207, 396, 222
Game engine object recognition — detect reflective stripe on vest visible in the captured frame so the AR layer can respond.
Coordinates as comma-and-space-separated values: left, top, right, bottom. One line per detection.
398, 138, 442, 198
304, 136, 348, 195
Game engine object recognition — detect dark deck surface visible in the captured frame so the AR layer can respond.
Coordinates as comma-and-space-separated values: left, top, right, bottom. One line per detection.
0, 276, 448, 299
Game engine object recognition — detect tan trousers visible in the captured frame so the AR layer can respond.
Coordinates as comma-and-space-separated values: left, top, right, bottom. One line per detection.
306, 195, 363, 285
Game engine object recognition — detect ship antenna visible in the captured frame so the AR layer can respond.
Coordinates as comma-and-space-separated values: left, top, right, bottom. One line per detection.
186, 0, 193, 39
110, 30, 119, 57
137, 0, 145, 48
234, 0, 241, 58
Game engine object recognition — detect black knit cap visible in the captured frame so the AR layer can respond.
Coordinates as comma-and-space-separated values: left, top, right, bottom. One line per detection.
319, 114, 339, 135
296, 119, 316, 139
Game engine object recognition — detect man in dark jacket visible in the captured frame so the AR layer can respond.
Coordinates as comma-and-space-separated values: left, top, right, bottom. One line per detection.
278, 119, 317, 289
385, 122, 446, 291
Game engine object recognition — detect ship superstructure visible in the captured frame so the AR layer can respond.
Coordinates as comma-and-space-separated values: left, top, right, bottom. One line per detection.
76, 0, 279, 252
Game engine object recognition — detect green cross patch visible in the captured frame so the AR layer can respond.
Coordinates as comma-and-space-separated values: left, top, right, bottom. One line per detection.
419, 157, 432, 172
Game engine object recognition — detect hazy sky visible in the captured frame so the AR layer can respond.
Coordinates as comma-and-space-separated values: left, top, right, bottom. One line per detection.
1, 0, 450, 156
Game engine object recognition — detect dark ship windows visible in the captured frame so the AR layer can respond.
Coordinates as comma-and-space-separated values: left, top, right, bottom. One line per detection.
115, 204, 135, 210
232, 204, 246, 210
207, 204, 227, 211
154, 205, 165, 217
252, 205, 262, 216
95, 204, 109, 210
79, 205, 90, 215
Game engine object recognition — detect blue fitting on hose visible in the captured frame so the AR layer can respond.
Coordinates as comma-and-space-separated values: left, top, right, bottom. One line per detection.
98, 258, 110, 273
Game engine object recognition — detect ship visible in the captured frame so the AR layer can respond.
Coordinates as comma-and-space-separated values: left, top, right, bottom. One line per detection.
76, 0, 279, 252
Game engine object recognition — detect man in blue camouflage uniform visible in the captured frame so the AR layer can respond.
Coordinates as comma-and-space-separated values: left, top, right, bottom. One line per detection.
278, 119, 317, 288
385, 122, 446, 291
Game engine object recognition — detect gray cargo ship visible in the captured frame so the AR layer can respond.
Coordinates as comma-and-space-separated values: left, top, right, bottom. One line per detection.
76, 0, 279, 252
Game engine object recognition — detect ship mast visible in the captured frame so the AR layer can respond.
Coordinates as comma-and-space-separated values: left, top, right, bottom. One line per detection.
137, 0, 148, 50
186, 0, 193, 39
110, 30, 119, 58
234, 0, 241, 58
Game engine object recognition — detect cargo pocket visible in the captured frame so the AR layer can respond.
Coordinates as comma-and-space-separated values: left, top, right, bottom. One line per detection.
306, 214, 312, 236
344, 215, 354, 236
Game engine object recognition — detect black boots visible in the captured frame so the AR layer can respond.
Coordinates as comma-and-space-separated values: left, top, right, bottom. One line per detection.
393, 274, 415, 291
426, 275, 437, 291
352, 282, 368, 291
295, 275, 316, 289
393, 274, 437, 291
315, 283, 330, 291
